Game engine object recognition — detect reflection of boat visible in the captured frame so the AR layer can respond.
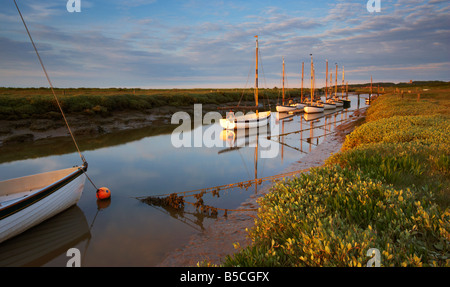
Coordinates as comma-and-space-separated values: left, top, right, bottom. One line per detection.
0, 163, 87, 244
0, 206, 90, 267
220, 126, 270, 149
220, 36, 271, 129
304, 112, 324, 122
276, 112, 295, 121
1, 2, 90, 244
220, 111, 271, 129
303, 108, 337, 122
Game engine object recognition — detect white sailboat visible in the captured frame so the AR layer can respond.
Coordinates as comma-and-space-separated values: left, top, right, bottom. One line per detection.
220, 36, 271, 129
304, 54, 324, 114
276, 57, 299, 113
323, 59, 336, 110
332, 63, 344, 107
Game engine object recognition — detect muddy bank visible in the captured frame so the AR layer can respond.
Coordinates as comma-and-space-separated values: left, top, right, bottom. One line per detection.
0, 101, 267, 146
157, 107, 367, 267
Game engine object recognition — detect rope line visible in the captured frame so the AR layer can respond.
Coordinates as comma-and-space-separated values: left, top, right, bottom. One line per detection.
13, 0, 101, 192
13, 0, 85, 164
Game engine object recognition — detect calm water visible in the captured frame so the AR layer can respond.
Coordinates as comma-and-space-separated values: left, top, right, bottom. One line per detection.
0, 94, 369, 266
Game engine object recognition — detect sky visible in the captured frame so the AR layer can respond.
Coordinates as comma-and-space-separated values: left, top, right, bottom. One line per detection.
1, 0, 449, 88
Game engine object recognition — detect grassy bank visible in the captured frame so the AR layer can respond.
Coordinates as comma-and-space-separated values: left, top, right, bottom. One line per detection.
0, 87, 305, 120
223, 84, 449, 267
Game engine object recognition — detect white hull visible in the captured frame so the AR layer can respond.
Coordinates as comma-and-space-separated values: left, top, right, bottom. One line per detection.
334, 101, 344, 107
276, 105, 297, 113
304, 104, 324, 114
0, 166, 86, 244
323, 102, 336, 110
332, 98, 344, 107
220, 111, 271, 129
291, 103, 305, 111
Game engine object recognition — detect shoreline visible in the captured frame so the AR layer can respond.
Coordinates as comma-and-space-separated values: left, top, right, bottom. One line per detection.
157, 107, 367, 266
0, 102, 258, 146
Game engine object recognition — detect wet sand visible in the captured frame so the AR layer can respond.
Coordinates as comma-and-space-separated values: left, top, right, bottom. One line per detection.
158, 107, 367, 267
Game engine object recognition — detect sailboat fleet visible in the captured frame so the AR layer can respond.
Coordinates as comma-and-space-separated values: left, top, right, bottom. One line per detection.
221, 37, 351, 130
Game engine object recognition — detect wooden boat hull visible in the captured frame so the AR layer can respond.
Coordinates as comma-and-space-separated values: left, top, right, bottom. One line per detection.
323, 102, 336, 110
220, 111, 271, 129
334, 101, 344, 107
343, 99, 351, 108
276, 105, 297, 113
0, 164, 87, 244
304, 105, 324, 114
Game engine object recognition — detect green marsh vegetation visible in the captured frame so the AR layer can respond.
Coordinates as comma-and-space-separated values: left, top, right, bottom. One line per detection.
224, 82, 449, 267
0, 87, 304, 120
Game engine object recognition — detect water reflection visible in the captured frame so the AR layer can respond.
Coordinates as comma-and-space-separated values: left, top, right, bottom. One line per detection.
0, 206, 90, 267
0, 94, 369, 266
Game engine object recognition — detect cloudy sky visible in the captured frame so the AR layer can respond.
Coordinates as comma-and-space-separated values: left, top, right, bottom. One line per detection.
1, 0, 449, 88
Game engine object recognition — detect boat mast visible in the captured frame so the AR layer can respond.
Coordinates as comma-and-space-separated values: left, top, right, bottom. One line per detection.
282, 57, 285, 105
310, 54, 313, 103
335, 63, 338, 99
342, 66, 345, 99
326, 59, 328, 100
301, 62, 304, 103
330, 71, 333, 99
255, 35, 259, 114
370, 75, 373, 96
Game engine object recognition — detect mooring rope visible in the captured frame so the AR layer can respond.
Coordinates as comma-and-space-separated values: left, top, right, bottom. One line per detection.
14, 0, 85, 164
14, 0, 99, 191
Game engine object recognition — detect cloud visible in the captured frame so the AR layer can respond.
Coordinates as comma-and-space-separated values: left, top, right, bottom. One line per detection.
1, 0, 449, 88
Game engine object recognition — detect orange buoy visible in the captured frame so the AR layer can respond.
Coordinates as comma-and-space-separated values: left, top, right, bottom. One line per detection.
96, 187, 111, 200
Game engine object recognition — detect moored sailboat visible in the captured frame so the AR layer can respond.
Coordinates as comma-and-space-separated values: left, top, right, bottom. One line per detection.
220, 36, 271, 129
276, 57, 299, 113
304, 54, 324, 114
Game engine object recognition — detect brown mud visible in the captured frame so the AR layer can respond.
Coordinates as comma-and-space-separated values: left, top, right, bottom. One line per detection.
0, 103, 235, 146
